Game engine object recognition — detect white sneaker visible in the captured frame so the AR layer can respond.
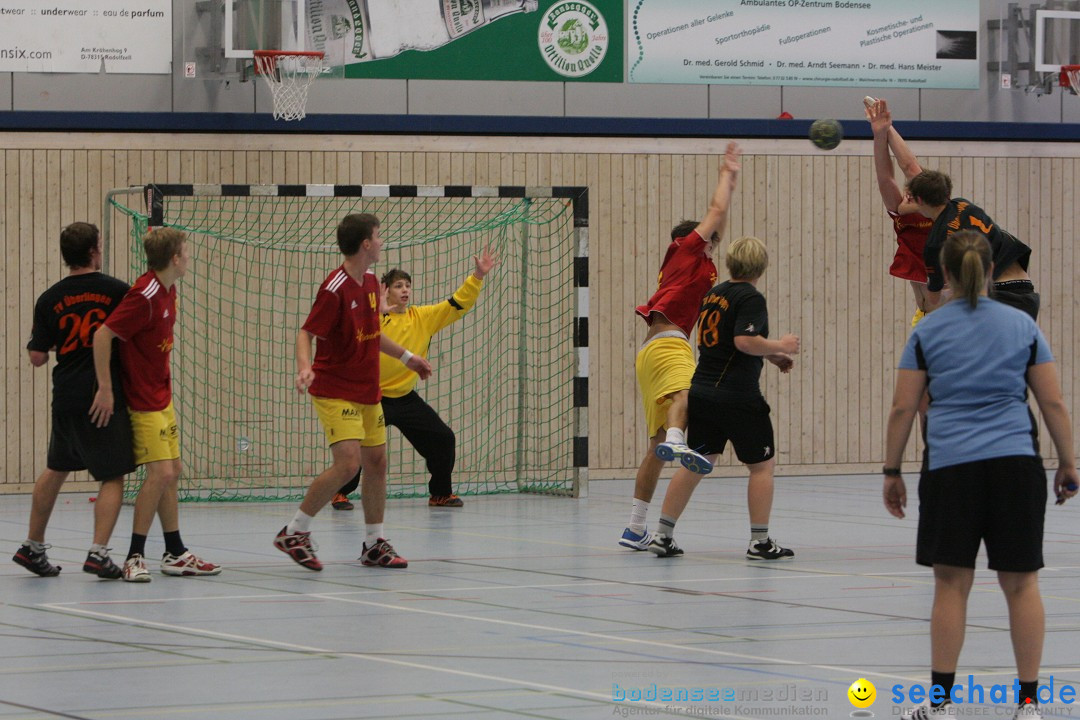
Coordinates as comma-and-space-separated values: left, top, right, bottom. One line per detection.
654, 441, 713, 474
900, 702, 956, 720
122, 554, 151, 583
1014, 703, 1043, 719
160, 550, 222, 576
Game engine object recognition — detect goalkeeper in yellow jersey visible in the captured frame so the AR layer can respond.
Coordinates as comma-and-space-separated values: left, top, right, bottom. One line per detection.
333, 246, 499, 509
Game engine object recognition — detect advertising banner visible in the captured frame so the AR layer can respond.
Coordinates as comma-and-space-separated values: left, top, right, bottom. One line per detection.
629, 0, 979, 89
0, 0, 171, 74
307, 0, 623, 81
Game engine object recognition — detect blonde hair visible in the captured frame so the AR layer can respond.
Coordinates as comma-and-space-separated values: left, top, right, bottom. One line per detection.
725, 236, 768, 280
941, 230, 991, 309
143, 228, 186, 271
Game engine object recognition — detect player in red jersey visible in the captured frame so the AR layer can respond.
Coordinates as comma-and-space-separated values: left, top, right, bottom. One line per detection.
90, 228, 221, 582
273, 213, 433, 571
865, 97, 934, 326
619, 141, 742, 551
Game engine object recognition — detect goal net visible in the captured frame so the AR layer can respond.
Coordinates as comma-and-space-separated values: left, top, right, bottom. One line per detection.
108, 184, 588, 501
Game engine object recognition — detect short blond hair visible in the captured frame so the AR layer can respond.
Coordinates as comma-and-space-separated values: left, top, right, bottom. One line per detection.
143, 228, 186, 271
725, 236, 768, 280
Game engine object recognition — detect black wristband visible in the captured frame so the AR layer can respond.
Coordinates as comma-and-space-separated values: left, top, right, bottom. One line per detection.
883, 466, 902, 477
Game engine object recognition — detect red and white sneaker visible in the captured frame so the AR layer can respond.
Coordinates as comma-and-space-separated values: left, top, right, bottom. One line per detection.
360, 538, 408, 568
273, 526, 322, 571
123, 554, 151, 583
160, 550, 222, 576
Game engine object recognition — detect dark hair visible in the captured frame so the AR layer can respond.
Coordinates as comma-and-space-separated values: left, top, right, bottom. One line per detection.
143, 227, 186, 271
337, 213, 380, 256
59, 222, 99, 268
670, 219, 718, 244
942, 230, 992, 309
908, 170, 952, 207
381, 268, 411, 286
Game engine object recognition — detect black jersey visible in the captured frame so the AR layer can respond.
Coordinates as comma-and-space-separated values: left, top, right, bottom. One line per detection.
924, 198, 1032, 293
692, 280, 769, 395
27, 272, 129, 412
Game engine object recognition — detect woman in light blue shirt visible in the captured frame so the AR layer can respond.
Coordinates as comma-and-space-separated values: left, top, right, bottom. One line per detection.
882, 230, 1077, 720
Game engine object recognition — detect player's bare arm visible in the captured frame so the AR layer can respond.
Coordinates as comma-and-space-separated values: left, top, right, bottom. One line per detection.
694, 141, 742, 242
88, 324, 117, 428
866, 99, 905, 213
734, 333, 800, 357
295, 329, 316, 393
380, 334, 433, 379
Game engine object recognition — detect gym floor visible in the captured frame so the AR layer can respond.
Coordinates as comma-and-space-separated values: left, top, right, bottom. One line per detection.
2, 475, 1079, 719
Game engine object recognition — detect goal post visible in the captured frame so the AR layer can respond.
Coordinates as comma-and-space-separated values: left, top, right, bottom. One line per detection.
108, 183, 589, 501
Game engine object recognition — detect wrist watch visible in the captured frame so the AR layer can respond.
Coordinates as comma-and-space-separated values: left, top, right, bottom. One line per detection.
882, 467, 902, 477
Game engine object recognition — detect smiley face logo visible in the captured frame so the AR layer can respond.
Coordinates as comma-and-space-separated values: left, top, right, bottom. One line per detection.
847, 678, 876, 708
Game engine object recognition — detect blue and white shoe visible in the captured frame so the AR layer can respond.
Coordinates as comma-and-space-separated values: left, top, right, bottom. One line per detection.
618, 527, 653, 551
655, 441, 714, 474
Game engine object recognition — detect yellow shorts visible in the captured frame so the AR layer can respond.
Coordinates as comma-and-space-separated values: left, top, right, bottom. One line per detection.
635, 335, 695, 437
129, 402, 180, 466
311, 396, 386, 447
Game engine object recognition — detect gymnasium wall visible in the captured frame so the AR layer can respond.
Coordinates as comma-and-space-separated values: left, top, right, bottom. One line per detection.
2, 1, 1080, 129
2, 133, 1078, 492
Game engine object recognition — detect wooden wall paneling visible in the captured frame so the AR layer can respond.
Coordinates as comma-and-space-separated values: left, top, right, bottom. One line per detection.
595, 152, 613, 468
0, 149, 8, 484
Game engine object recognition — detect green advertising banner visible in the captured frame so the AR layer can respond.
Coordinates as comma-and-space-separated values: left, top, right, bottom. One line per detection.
629, 0, 980, 89
307, 0, 623, 81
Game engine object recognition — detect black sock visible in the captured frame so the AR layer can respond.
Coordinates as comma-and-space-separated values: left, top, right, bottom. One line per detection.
163, 531, 186, 558
1018, 680, 1038, 706
930, 671, 955, 707
127, 533, 147, 560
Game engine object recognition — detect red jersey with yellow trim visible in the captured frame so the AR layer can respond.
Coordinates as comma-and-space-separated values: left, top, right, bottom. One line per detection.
888, 210, 932, 283
302, 266, 382, 404
635, 230, 717, 337
104, 270, 177, 412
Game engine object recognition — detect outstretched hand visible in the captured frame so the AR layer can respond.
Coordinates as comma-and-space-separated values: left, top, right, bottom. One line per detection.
474, 246, 499, 279
378, 282, 391, 315
865, 98, 892, 134
722, 141, 742, 175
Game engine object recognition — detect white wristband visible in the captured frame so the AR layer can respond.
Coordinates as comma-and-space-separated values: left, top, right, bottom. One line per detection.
400, 350, 414, 365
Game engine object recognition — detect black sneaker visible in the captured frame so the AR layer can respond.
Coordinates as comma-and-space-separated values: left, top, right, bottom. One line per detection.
13, 543, 61, 577
647, 535, 684, 558
83, 548, 123, 579
746, 538, 794, 560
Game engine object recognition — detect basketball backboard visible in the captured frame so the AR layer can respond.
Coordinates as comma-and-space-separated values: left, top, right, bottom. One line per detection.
180, 0, 307, 80
1035, 8, 1080, 72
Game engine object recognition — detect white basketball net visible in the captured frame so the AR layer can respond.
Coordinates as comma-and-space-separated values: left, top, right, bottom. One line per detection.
254, 52, 325, 121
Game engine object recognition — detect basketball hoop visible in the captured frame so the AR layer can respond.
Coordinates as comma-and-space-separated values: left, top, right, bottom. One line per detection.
253, 50, 326, 121
1060, 64, 1080, 95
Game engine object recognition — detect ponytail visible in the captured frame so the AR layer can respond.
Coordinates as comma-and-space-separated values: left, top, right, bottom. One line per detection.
940, 230, 991, 309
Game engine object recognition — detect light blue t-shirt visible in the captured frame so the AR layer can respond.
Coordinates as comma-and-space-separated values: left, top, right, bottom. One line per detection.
899, 297, 1053, 470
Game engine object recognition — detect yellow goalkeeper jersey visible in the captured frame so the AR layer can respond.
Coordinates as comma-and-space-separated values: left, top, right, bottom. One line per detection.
379, 274, 484, 397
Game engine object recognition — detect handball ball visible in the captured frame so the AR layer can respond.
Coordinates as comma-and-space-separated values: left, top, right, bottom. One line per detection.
809, 118, 843, 150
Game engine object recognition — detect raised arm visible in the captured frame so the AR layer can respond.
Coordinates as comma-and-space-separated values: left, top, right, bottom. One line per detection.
694, 141, 741, 242
866, 99, 905, 213
888, 126, 922, 181
1027, 361, 1080, 503
88, 325, 117, 427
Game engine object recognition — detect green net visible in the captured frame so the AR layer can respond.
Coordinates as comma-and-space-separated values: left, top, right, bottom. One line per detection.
109, 189, 579, 501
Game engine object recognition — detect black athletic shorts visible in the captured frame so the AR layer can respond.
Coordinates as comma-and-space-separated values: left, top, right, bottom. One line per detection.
992, 280, 1040, 321
47, 406, 136, 481
686, 385, 775, 465
916, 455, 1047, 572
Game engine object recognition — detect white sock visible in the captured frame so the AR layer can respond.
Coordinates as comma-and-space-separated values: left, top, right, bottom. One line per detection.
24, 539, 46, 552
89, 543, 108, 555
366, 524, 384, 546
286, 509, 314, 535
664, 427, 686, 445
628, 499, 649, 533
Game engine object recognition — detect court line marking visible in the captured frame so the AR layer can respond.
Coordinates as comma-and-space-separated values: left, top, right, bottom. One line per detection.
36, 603, 748, 720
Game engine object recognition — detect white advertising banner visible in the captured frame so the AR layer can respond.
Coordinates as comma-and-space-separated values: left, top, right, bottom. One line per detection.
0, 1, 171, 73
629, 0, 980, 89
